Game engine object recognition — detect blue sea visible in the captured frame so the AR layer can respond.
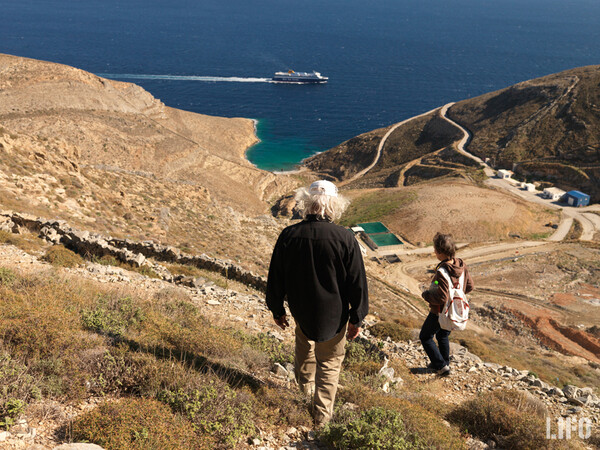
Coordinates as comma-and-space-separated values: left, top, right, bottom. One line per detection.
2, 0, 600, 171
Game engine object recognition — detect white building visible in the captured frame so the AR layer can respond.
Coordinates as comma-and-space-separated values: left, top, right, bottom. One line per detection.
523, 183, 536, 192
542, 187, 565, 201
497, 169, 513, 179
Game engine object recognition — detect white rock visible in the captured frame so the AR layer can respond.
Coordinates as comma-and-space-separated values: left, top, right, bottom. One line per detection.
378, 367, 395, 380
563, 385, 580, 399
273, 363, 288, 377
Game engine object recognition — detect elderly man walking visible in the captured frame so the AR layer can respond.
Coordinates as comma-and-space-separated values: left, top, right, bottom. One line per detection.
266, 180, 368, 427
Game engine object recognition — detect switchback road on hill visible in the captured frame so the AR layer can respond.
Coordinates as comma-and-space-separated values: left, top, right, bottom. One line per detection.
438, 102, 599, 242
340, 106, 441, 186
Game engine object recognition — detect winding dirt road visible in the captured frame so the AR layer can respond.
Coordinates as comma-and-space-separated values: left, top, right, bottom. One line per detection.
339, 106, 441, 186
349, 94, 599, 363
438, 102, 599, 241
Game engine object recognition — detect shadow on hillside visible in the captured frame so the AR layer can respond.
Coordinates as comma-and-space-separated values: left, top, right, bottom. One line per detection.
120, 337, 267, 392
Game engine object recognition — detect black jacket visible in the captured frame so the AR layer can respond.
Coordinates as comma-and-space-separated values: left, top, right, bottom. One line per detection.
266, 215, 369, 342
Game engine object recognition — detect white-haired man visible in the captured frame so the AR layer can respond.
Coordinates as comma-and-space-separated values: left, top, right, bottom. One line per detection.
266, 180, 369, 427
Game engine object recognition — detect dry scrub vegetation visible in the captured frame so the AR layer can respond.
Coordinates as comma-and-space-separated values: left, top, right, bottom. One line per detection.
0, 267, 310, 448
0, 264, 593, 448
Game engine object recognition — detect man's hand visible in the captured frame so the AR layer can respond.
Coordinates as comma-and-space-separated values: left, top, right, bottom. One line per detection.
274, 314, 290, 330
347, 322, 361, 340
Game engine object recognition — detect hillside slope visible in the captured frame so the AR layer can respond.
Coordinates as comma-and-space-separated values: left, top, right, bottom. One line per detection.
306, 65, 600, 201
0, 54, 300, 273
449, 65, 600, 202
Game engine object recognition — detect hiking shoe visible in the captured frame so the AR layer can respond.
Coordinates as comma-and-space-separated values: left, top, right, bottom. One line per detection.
437, 365, 451, 376
410, 366, 436, 374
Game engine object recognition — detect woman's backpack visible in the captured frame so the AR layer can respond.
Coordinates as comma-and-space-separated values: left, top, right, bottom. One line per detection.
437, 267, 469, 331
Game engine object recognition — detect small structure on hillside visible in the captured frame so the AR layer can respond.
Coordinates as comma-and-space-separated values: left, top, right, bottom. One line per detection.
523, 183, 536, 192
355, 222, 404, 253
497, 169, 513, 179
542, 187, 566, 201
383, 254, 401, 264
564, 190, 590, 207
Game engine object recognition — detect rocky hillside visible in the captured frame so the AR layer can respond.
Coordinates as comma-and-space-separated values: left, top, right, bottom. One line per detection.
304, 107, 475, 189
306, 65, 600, 201
0, 53, 301, 273
449, 65, 600, 202
0, 224, 599, 448
1, 54, 599, 449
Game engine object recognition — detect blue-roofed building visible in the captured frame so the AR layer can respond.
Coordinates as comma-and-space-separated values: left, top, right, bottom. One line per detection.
564, 190, 590, 207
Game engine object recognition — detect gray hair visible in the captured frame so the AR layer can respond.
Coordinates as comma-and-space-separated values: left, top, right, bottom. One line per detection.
294, 187, 349, 222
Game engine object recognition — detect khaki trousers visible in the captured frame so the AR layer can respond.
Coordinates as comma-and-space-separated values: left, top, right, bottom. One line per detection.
295, 323, 347, 426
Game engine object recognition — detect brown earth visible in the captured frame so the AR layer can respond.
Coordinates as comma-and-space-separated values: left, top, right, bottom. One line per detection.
551, 293, 577, 307
307, 65, 600, 202
510, 310, 600, 364
448, 66, 600, 202
0, 53, 303, 273
341, 178, 558, 244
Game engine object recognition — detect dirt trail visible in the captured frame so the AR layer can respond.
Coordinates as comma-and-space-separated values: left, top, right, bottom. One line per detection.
339, 107, 440, 186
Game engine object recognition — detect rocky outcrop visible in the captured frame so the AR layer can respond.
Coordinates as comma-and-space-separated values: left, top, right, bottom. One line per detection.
1, 211, 267, 292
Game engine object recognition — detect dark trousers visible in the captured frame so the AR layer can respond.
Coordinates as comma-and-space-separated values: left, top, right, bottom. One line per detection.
419, 312, 451, 370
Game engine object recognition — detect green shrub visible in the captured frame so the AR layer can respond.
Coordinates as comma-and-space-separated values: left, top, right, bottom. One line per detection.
320, 407, 424, 449
81, 295, 145, 338
255, 385, 312, 428
95, 254, 119, 266
0, 352, 41, 419
369, 322, 411, 342
137, 265, 160, 279
89, 345, 161, 396
339, 384, 466, 449
344, 338, 385, 368
42, 245, 83, 268
0, 267, 16, 286
71, 397, 201, 450
233, 331, 293, 365
158, 381, 255, 447
448, 389, 552, 449
0, 398, 25, 429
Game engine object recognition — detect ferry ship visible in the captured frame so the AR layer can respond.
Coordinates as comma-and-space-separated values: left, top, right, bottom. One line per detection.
272, 70, 328, 83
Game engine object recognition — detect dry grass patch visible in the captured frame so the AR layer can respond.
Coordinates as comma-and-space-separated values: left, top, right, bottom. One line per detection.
0, 268, 312, 445
565, 219, 584, 241
369, 321, 412, 342
0, 230, 47, 254
71, 398, 202, 450
448, 389, 581, 449
42, 245, 84, 268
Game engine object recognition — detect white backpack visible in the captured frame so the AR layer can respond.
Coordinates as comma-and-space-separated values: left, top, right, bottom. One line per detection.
437, 267, 469, 331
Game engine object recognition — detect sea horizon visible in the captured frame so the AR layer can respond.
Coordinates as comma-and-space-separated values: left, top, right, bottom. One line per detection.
2, 0, 600, 171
